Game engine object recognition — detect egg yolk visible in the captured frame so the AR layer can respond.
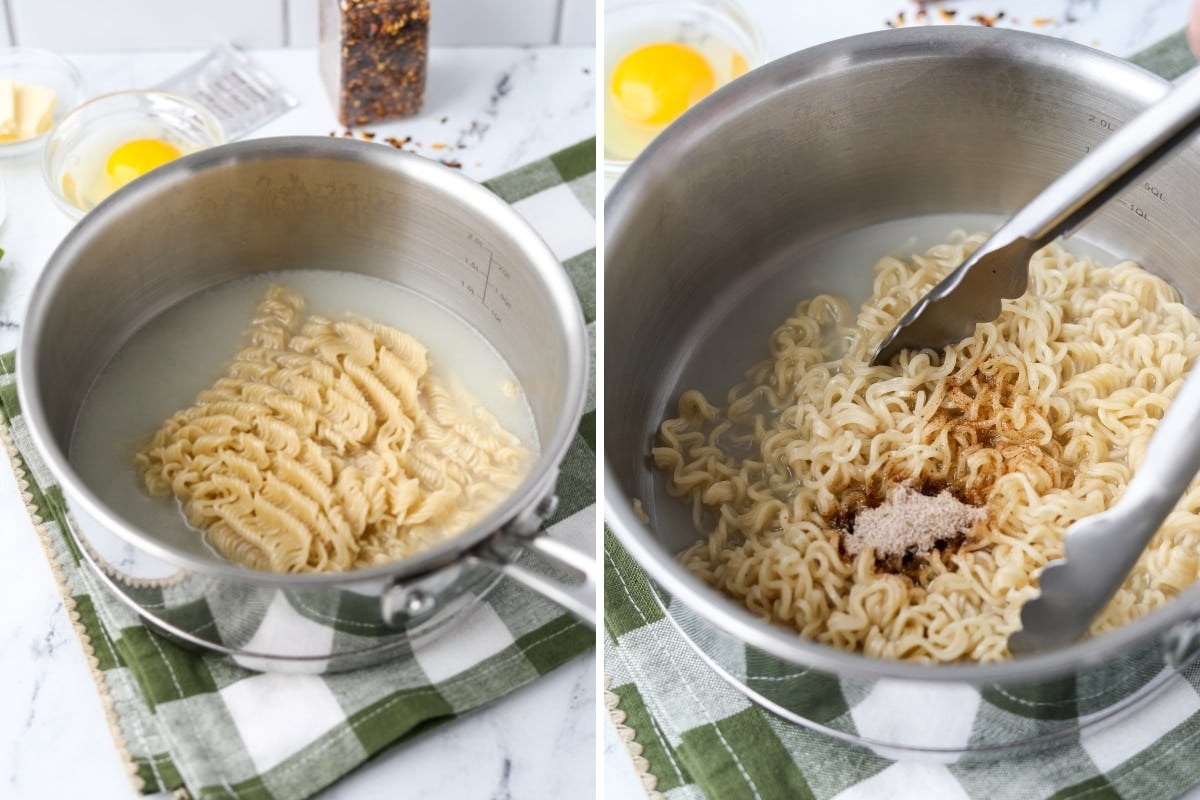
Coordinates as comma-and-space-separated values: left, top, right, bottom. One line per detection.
611, 42, 716, 126
105, 138, 182, 192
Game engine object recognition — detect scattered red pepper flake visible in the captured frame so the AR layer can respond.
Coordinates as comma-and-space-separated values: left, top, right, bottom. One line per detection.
970, 11, 1005, 27
1032, 17, 1055, 27
892, 3, 987, 27
329, 129, 471, 169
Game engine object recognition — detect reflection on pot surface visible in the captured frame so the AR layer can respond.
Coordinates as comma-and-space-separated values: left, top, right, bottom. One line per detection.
72, 500, 503, 673
606, 27, 1200, 753
664, 587, 1180, 761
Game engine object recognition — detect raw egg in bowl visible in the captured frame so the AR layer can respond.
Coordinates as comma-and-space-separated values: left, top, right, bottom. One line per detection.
604, 0, 765, 180
44, 89, 223, 218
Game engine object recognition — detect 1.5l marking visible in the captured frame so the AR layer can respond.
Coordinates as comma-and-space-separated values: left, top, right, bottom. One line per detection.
1081, 112, 1169, 226
461, 231, 511, 324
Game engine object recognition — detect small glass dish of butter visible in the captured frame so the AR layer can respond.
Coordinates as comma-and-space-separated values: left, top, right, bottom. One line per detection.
0, 47, 84, 160
43, 89, 224, 219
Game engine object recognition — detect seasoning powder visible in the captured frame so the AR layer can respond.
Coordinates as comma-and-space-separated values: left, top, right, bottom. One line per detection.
844, 486, 986, 558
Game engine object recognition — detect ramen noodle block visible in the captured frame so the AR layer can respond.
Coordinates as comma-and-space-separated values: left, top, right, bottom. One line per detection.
136, 284, 529, 573
654, 231, 1200, 663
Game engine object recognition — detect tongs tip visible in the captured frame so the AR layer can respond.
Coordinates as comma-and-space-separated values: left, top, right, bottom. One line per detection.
869, 236, 1033, 366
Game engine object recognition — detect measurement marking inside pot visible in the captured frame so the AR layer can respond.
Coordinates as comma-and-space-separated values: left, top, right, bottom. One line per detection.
462, 230, 512, 325
1080, 110, 1169, 224
482, 251, 494, 304
460, 233, 494, 311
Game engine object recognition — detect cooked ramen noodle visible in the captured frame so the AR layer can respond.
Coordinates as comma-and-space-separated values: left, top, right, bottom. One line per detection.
136, 285, 529, 573
653, 231, 1200, 662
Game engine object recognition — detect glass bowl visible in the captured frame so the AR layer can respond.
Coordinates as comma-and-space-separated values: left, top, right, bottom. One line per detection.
0, 47, 85, 161
604, 0, 766, 181
43, 89, 225, 219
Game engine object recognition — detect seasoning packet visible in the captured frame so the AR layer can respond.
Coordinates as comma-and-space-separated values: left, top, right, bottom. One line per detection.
158, 44, 298, 141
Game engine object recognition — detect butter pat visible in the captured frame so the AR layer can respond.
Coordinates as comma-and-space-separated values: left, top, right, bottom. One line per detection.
0, 80, 14, 136
15, 82, 55, 138
0, 80, 56, 143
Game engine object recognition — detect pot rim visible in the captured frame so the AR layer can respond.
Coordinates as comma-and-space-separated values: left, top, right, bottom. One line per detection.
604, 26, 1200, 684
18, 135, 590, 588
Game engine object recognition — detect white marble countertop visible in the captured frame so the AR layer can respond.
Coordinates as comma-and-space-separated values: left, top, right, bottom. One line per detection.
738, 0, 1194, 63
600, 1, 1199, 797
0, 46, 597, 800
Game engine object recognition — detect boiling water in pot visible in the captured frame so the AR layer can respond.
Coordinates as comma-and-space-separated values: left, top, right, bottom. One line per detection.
660, 213, 1124, 403
69, 269, 539, 560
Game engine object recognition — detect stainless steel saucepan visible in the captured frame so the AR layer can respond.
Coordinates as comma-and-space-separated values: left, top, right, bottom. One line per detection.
605, 27, 1200, 757
20, 136, 594, 673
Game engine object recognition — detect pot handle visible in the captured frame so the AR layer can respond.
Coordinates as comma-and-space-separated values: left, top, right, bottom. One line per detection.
477, 482, 596, 627
494, 533, 596, 627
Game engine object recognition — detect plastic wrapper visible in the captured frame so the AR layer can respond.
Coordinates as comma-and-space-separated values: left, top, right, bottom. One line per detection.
159, 44, 298, 140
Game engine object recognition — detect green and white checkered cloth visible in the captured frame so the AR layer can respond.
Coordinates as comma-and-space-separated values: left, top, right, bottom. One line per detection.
606, 532, 1200, 800
0, 138, 596, 800
604, 35, 1200, 800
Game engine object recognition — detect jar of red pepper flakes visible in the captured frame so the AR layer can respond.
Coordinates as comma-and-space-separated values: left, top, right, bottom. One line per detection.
319, 0, 432, 126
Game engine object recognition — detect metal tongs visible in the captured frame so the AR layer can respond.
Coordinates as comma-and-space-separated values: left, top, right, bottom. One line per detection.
871, 64, 1200, 367
866, 65, 1200, 654
1008, 364, 1200, 654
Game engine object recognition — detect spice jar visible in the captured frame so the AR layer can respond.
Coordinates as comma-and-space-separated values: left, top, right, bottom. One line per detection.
319, 0, 431, 127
